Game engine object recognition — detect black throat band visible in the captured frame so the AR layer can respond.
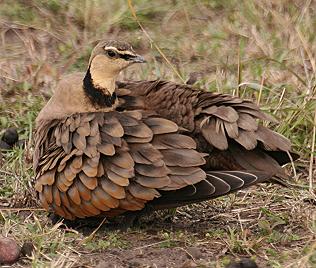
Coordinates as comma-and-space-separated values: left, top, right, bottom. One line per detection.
83, 66, 117, 108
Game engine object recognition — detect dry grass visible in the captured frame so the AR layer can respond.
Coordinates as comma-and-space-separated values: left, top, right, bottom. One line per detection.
0, 0, 315, 267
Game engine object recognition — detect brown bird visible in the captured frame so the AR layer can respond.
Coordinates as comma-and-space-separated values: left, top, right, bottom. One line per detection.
33, 40, 298, 220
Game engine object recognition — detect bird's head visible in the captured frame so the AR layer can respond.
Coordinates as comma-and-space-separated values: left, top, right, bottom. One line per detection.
89, 40, 146, 76
83, 40, 145, 108
36, 40, 145, 123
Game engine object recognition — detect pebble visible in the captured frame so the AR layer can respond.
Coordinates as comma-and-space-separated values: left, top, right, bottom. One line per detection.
181, 260, 197, 268
0, 237, 21, 265
2, 128, 18, 146
226, 258, 259, 268
186, 246, 203, 260
21, 241, 35, 257
0, 140, 11, 150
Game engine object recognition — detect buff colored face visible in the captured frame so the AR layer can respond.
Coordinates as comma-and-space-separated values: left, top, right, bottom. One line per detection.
90, 44, 146, 75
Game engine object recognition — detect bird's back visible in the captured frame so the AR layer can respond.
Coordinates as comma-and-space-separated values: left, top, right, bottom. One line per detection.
117, 80, 297, 177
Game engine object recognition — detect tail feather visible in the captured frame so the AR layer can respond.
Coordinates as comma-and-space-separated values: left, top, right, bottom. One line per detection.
150, 170, 272, 210
209, 171, 245, 189
206, 174, 231, 196
264, 150, 299, 166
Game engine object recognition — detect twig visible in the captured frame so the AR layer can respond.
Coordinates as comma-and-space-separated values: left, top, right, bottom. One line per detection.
79, 217, 107, 245
177, 247, 196, 262
236, 45, 241, 97
134, 240, 170, 250
272, 87, 286, 115
0, 207, 45, 211
287, 150, 297, 179
257, 71, 265, 105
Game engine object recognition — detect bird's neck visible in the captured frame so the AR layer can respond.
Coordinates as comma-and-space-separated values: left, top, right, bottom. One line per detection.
83, 66, 117, 108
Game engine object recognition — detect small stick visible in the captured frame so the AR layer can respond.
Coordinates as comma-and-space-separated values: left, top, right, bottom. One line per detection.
134, 240, 171, 250
0, 207, 45, 211
257, 71, 265, 105
79, 218, 107, 245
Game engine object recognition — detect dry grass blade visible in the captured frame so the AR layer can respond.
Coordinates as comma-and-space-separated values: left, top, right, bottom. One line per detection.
236, 46, 242, 97
127, 0, 185, 83
309, 108, 316, 191
79, 217, 107, 245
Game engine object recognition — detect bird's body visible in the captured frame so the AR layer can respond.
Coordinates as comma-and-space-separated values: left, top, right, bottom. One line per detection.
33, 40, 297, 220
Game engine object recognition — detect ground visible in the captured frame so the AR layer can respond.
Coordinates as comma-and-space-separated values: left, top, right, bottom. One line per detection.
0, 0, 315, 267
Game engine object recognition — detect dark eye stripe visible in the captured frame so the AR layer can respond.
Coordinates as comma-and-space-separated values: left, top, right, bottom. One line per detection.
119, 53, 135, 61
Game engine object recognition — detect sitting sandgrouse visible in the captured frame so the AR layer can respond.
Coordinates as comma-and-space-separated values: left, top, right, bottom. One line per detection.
33, 40, 298, 220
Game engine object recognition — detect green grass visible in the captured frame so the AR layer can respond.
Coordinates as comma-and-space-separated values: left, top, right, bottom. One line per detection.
0, 0, 315, 267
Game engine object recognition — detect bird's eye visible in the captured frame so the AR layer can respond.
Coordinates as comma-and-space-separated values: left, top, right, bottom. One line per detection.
106, 50, 118, 58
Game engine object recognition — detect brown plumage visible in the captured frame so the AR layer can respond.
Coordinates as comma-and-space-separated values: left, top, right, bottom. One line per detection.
116, 80, 297, 177
33, 39, 298, 220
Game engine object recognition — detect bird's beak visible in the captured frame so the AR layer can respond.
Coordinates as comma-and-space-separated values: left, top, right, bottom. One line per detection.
131, 54, 146, 63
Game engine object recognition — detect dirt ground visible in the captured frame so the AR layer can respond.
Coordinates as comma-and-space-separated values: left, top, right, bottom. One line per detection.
9, 185, 311, 267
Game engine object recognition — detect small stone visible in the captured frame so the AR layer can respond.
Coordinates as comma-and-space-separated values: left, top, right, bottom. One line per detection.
225, 258, 259, 268
186, 246, 203, 260
0, 237, 21, 265
239, 258, 259, 268
0, 140, 11, 150
21, 242, 35, 257
181, 259, 197, 268
2, 128, 18, 146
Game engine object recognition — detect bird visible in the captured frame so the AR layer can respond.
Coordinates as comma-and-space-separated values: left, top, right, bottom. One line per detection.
33, 39, 298, 221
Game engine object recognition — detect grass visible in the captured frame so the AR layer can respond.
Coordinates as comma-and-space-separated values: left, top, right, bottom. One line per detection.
0, 0, 315, 267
